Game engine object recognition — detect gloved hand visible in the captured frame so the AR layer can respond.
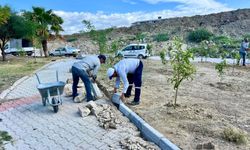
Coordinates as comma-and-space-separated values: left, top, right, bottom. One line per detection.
92, 75, 97, 82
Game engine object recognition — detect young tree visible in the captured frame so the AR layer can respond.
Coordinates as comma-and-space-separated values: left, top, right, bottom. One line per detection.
169, 37, 196, 108
0, 13, 33, 61
82, 20, 112, 54
215, 60, 227, 81
23, 7, 64, 57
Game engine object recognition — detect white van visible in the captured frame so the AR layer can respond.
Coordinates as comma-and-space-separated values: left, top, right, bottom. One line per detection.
116, 43, 150, 59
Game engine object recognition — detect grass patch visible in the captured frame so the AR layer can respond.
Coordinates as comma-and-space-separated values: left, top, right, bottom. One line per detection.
222, 127, 248, 145
0, 56, 58, 93
0, 131, 12, 147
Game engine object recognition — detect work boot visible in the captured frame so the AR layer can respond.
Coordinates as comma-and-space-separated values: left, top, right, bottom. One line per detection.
128, 101, 140, 106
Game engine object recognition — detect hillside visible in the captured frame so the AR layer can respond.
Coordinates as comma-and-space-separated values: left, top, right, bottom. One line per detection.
48, 8, 250, 54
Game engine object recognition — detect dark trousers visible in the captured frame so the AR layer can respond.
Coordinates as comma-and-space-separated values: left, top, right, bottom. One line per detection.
71, 66, 93, 101
125, 61, 143, 102
240, 52, 246, 66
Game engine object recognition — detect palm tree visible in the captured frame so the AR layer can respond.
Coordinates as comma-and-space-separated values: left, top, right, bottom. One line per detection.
24, 7, 63, 57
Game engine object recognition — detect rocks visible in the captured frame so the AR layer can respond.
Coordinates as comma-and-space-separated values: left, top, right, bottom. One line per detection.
120, 137, 160, 150
78, 106, 91, 117
74, 94, 85, 103
64, 84, 72, 96
196, 142, 216, 150
97, 104, 121, 129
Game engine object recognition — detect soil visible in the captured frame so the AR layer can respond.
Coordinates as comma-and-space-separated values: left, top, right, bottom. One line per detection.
98, 59, 250, 150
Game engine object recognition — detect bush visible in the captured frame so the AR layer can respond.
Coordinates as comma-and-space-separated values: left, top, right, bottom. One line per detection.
212, 36, 239, 49
66, 37, 78, 42
223, 127, 247, 145
153, 33, 169, 42
17, 48, 26, 56
188, 28, 213, 43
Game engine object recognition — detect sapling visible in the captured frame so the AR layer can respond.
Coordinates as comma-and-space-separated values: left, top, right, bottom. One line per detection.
230, 50, 241, 73
169, 37, 196, 108
215, 60, 227, 82
160, 50, 167, 65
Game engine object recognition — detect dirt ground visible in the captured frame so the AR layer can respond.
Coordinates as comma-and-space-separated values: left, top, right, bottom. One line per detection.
98, 59, 250, 150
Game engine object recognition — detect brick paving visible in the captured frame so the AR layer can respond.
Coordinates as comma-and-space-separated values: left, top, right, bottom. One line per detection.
0, 59, 156, 150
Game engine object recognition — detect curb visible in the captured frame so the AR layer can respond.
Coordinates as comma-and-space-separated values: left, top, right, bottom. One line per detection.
112, 93, 180, 150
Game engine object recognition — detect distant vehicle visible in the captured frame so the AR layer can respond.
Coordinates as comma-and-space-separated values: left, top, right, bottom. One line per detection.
49, 47, 80, 57
116, 43, 150, 59
4, 39, 37, 56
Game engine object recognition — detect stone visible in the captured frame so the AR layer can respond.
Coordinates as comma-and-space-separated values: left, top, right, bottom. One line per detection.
78, 106, 91, 117
109, 122, 117, 129
91, 106, 103, 116
64, 84, 72, 96
86, 101, 98, 109
74, 94, 85, 103
196, 142, 215, 150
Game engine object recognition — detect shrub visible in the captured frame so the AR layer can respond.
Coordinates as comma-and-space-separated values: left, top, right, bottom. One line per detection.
223, 127, 247, 145
17, 48, 26, 56
153, 33, 169, 42
66, 37, 77, 42
159, 50, 167, 64
188, 28, 213, 43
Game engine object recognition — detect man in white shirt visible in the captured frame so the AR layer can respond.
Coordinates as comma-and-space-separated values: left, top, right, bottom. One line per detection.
71, 55, 106, 101
107, 58, 143, 105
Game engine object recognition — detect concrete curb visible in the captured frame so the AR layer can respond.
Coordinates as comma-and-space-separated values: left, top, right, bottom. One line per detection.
112, 93, 180, 150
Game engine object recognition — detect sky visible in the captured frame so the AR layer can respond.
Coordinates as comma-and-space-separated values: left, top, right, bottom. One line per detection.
1, 0, 250, 34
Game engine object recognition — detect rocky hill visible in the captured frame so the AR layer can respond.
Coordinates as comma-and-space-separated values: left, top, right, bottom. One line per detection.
48, 8, 250, 54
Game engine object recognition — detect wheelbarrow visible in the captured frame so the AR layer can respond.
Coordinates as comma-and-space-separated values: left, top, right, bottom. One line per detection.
35, 71, 65, 113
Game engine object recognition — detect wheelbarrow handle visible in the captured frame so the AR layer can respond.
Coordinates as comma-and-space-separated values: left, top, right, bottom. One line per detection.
35, 73, 41, 84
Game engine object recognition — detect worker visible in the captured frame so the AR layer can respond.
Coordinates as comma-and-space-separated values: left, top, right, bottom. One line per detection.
239, 38, 249, 66
71, 55, 106, 101
107, 58, 143, 105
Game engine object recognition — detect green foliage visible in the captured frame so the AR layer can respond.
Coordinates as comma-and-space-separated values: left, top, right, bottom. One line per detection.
0, 130, 12, 146
84, 20, 113, 54
110, 40, 123, 54
135, 33, 146, 43
153, 33, 169, 42
0, 13, 34, 61
223, 127, 247, 145
243, 34, 250, 40
66, 37, 78, 42
17, 49, 26, 56
0, 5, 10, 25
188, 28, 213, 43
82, 20, 95, 32
169, 37, 196, 107
147, 44, 153, 55
160, 50, 167, 64
212, 36, 239, 49
23, 7, 64, 57
215, 60, 227, 80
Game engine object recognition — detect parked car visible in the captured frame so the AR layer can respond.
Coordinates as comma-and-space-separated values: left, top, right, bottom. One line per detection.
116, 43, 150, 59
49, 47, 80, 57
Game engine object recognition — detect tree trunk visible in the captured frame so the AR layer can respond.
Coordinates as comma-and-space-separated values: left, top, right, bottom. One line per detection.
174, 87, 178, 109
0, 39, 7, 61
1, 48, 6, 61
42, 40, 48, 57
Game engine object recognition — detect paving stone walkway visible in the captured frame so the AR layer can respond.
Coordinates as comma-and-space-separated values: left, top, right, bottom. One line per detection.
0, 59, 158, 150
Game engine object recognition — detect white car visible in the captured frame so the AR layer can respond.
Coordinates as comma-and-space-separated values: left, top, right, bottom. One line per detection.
49, 47, 80, 57
116, 44, 150, 59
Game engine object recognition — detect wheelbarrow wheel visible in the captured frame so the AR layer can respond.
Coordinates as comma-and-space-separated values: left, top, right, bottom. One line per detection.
52, 97, 59, 113
42, 98, 46, 106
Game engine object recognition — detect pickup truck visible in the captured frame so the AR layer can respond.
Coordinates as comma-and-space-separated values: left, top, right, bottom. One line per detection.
49, 47, 80, 57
